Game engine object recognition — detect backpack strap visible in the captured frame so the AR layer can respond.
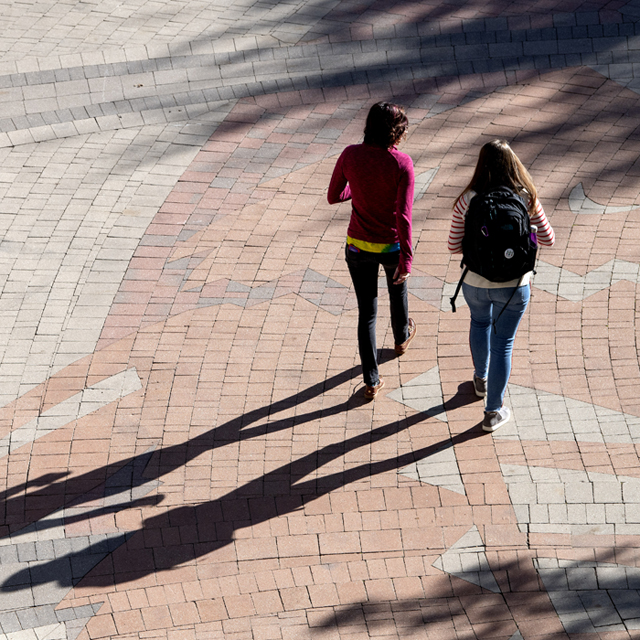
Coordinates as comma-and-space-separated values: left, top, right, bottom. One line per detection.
492, 232, 539, 330
492, 274, 525, 332
450, 266, 469, 313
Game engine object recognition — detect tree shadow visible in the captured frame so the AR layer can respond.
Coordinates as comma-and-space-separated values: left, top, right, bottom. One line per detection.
312, 596, 525, 638
116, 0, 640, 174
310, 544, 640, 637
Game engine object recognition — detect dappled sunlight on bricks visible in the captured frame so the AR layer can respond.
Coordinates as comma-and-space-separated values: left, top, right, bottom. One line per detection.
3, 2, 640, 638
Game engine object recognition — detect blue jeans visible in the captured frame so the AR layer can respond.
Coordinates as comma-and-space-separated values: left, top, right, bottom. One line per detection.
462, 282, 530, 412
346, 246, 409, 386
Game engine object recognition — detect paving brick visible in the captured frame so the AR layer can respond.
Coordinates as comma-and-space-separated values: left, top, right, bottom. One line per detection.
3, 2, 640, 640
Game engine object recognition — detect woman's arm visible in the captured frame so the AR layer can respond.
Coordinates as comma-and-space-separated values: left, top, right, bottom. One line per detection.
327, 152, 352, 204
395, 158, 415, 276
530, 198, 555, 246
448, 192, 471, 254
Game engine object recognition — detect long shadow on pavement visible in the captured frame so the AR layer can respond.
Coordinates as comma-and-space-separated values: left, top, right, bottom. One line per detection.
1, 378, 481, 590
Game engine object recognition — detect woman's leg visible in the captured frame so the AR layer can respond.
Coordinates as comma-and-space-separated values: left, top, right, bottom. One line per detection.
382, 259, 409, 345
462, 282, 491, 381
485, 285, 530, 412
346, 247, 380, 386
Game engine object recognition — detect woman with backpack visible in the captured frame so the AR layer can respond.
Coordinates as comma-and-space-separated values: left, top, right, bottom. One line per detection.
328, 102, 417, 400
448, 139, 555, 432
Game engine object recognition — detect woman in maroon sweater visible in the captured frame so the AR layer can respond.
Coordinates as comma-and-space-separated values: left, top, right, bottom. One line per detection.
328, 102, 416, 399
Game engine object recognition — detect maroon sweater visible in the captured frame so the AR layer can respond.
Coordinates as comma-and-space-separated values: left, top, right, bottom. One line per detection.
327, 143, 414, 274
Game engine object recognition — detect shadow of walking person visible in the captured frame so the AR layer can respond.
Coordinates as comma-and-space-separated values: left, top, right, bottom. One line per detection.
1, 381, 483, 591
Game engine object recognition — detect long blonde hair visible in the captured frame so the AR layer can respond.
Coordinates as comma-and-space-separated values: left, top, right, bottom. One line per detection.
454, 140, 538, 215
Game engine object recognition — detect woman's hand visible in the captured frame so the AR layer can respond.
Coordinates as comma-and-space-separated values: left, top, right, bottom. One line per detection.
393, 268, 410, 285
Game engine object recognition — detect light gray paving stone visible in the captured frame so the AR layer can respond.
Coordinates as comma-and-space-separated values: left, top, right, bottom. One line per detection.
536, 483, 566, 504
595, 481, 623, 503
387, 366, 448, 421
0, 368, 139, 453
432, 526, 500, 593
530, 504, 550, 525
0, 119, 225, 408
34, 541, 55, 562
568, 568, 598, 590
505, 481, 537, 505
622, 481, 640, 502
497, 384, 640, 444
549, 503, 569, 524
565, 482, 594, 504
0, 547, 19, 565
399, 443, 466, 496
16, 544, 37, 563
16, 607, 40, 629
0, 610, 21, 633
535, 559, 640, 632
624, 503, 640, 523
569, 182, 635, 215
605, 503, 626, 523
567, 504, 588, 524
530, 466, 561, 482
598, 567, 629, 590
585, 504, 614, 533
512, 504, 530, 526
503, 464, 640, 536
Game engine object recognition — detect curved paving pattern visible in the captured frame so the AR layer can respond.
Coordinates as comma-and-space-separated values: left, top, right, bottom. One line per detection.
2, 1, 640, 639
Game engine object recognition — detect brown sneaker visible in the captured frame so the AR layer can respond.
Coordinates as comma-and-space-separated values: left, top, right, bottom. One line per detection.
394, 318, 416, 356
364, 378, 385, 400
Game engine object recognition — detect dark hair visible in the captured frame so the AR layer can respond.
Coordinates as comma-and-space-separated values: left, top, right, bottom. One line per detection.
363, 102, 408, 149
454, 139, 538, 215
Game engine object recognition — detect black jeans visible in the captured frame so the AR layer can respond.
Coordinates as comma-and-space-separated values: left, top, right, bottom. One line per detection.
346, 245, 409, 386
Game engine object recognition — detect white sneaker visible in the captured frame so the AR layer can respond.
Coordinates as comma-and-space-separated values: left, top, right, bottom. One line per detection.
482, 406, 510, 432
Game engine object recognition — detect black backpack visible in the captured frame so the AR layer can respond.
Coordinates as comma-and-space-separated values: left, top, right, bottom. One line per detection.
450, 187, 537, 313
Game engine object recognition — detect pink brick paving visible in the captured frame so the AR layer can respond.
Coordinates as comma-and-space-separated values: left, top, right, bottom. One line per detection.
3, 2, 640, 639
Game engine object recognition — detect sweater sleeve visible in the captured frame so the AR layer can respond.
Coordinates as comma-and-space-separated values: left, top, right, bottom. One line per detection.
396, 157, 415, 274
327, 151, 352, 204
529, 198, 555, 247
448, 192, 471, 254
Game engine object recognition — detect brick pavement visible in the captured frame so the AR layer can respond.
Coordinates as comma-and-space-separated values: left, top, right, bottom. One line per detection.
2, 1, 640, 638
